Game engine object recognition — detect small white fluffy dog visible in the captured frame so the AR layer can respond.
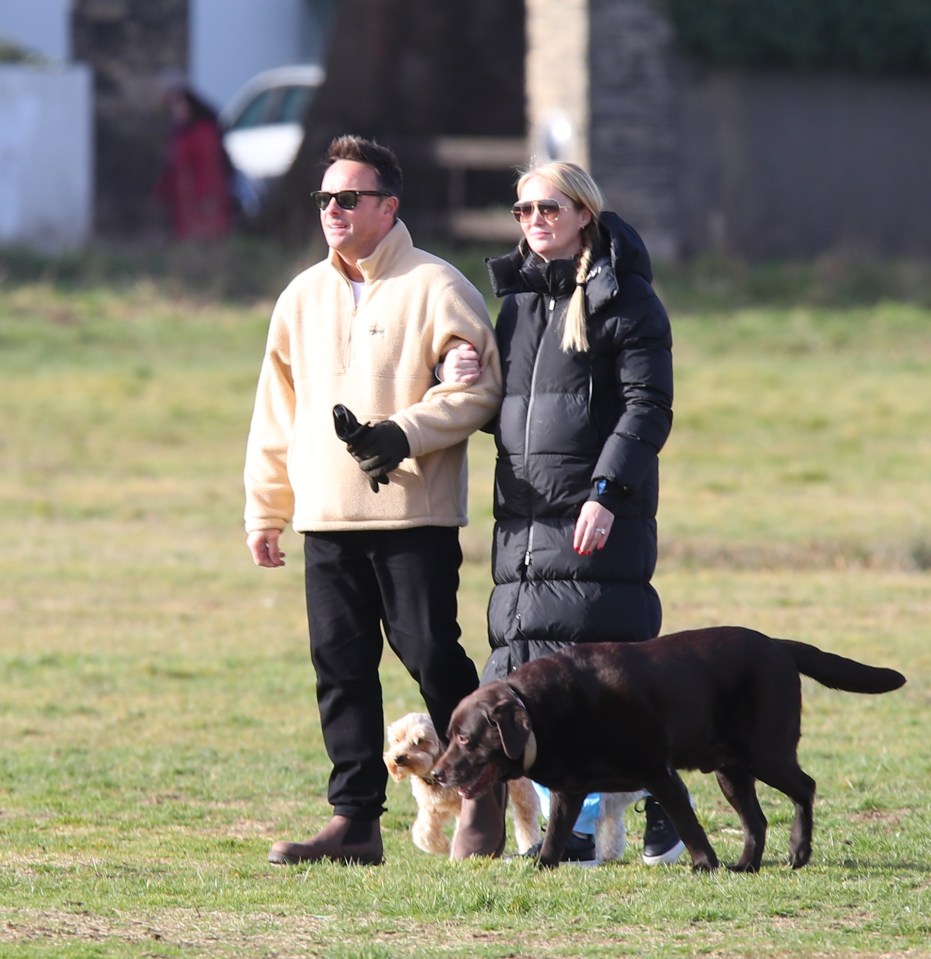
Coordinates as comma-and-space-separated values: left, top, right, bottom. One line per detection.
589, 790, 646, 863
384, 712, 542, 856
530, 786, 644, 862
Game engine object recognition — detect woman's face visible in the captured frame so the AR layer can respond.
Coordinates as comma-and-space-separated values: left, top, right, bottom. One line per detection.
166, 90, 191, 124
514, 175, 591, 262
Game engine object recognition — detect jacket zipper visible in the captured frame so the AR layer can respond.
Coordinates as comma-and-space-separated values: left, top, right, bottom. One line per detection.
344, 276, 361, 368
522, 295, 556, 568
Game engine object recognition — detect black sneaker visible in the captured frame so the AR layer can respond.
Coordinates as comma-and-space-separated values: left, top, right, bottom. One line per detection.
564, 831, 596, 862
641, 797, 685, 865
523, 830, 596, 863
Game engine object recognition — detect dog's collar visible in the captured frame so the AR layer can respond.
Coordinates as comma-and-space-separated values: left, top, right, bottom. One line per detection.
522, 730, 537, 773
506, 685, 538, 773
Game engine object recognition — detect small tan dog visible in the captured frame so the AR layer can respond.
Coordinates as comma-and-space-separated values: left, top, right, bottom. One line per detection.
384, 711, 542, 856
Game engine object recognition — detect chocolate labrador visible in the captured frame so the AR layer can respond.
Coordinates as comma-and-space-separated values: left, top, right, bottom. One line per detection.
432, 626, 906, 872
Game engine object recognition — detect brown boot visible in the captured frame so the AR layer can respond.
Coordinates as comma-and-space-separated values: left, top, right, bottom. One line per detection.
450, 784, 507, 860
268, 815, 383, 865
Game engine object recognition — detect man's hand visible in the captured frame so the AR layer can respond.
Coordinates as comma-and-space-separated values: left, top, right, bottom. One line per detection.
441, 342, 482, 385
333, 403, 387, 491
350, 420, 410, 481
247, 529, 286, 568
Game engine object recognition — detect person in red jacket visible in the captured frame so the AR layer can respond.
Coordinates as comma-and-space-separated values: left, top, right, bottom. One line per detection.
155, 84, 232, 240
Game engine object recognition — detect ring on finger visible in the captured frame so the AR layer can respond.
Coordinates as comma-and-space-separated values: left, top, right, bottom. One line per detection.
595, 527, 607, 535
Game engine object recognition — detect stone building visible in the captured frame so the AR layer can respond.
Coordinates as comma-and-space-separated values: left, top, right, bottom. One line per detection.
523, 0, 931, 258
68, 0, 931, 257
71, 0, 188, 237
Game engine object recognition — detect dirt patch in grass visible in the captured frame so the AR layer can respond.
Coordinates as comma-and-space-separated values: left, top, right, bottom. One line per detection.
0, 906, 334, 954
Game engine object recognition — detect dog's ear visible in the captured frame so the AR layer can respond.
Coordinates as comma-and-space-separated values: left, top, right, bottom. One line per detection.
488, 697, 531, 760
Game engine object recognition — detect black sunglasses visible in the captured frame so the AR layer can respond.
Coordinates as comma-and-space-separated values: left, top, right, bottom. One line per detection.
511, 200, 572, 223
311, 190, 392, 211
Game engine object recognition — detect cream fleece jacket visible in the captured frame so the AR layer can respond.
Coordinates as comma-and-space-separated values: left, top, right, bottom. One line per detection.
243, 221, 502, 532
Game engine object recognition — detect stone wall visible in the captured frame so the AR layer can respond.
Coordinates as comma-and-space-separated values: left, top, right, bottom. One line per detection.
588, 0, 678, 259
525, 0, 679, 257
70, 0, 931, 256
525, 0, 590, 167
526, 0, 931, 259
71, 0, 188, 237
675, 67, 931, 258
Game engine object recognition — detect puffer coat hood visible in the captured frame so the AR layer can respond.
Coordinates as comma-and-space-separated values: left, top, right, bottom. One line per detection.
481, 212, 673, 682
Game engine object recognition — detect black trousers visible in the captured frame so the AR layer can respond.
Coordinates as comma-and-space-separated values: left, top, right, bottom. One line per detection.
303, 526, 479, 820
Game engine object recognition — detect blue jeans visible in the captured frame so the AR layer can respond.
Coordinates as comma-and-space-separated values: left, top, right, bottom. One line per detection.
532, 784, 603, 835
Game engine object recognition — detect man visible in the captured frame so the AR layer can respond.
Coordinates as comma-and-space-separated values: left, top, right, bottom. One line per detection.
244, 135, 503, 865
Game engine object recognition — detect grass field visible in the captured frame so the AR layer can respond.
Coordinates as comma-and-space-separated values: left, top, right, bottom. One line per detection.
1, 242, 929, 958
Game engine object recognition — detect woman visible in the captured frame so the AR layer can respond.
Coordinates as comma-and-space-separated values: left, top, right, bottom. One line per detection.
445, 161, 682, 864
155, 85, 232, 240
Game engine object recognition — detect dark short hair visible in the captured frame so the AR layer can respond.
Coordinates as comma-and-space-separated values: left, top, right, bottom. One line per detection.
325, 135, 403, 200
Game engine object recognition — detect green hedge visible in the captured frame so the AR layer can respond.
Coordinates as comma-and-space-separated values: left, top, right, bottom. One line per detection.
663, 0, 931, 74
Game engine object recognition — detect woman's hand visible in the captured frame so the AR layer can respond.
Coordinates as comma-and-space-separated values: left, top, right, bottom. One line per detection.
440, 342, 482, 385
573, 501, 614, 556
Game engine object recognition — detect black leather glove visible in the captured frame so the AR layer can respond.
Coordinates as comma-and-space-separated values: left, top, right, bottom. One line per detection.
351, 420, 410, 482
332, 404, 387, 492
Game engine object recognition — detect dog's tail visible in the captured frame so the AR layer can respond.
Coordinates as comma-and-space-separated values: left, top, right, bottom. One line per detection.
779, 639, 906, 693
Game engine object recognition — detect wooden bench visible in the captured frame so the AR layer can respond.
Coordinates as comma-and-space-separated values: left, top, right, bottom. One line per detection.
413, 136, 528, 242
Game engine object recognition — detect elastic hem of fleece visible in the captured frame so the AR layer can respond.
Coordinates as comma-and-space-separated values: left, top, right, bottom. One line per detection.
294, 517, 467, 533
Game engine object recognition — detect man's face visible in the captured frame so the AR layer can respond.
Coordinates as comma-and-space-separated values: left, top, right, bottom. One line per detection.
318, 159, 397, 270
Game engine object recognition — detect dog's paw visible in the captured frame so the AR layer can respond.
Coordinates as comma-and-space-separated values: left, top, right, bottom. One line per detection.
412, 811, 453, 856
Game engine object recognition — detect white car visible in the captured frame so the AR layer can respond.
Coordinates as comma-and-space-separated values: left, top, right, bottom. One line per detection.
220, 65, 324, 210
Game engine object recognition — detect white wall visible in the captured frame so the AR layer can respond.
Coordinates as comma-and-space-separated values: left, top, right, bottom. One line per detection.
190, 0, 330, 112
0, 0, 71, 61
0, 64, 92, 251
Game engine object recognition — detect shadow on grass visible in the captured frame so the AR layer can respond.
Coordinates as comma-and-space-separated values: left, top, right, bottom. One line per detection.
0, 236, 313, 304
3, 243, 931, 311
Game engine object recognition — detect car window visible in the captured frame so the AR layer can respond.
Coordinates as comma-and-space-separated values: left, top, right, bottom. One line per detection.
232, 90, 275, 130
278, 86, 315, 124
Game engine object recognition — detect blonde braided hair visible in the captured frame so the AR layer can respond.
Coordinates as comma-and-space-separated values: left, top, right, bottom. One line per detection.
515, 162, 606, 353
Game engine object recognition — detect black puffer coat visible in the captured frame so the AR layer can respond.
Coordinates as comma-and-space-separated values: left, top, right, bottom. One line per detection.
481, 212, 673, 683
